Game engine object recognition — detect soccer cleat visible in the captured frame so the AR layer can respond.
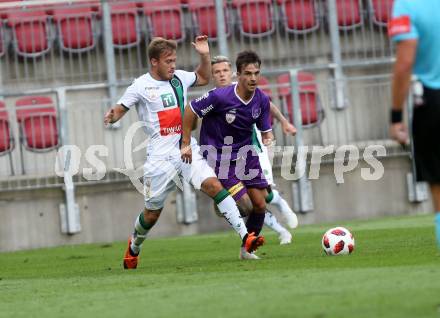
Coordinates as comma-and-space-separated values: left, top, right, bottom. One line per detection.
243, 232, 265, 253
239, 247, 260, 260
283, 210, 299, 229
123, 238, 138, 269
279, 230, 292, 245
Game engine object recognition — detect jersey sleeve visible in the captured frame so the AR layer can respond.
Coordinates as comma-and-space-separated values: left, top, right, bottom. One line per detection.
256, 94, 272, 132
189, 89, 217, 118
174, 70, 197, 89
117, 80, 140, 110
389, 0, 418, 42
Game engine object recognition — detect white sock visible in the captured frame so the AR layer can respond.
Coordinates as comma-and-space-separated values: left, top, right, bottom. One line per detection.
130, 213, 151, 255
217, 196, 248, 239
270, 189, 294, 217
264, 211, 288, 235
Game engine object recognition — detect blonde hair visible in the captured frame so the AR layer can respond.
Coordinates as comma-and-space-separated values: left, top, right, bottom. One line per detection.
147, 37, 177, 63
211, 55, 231, 66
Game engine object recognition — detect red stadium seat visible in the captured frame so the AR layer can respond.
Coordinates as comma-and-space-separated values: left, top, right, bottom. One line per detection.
258, 76, 273, 100
53, 6, 100, 53
232, 0, 275, 37
0, 101, 15, 174
276, 72, 323, 127
369, 0, 393, 27
111, 2, 140, 48
335, 0, 363, 30
276, 0, 319, 34
7, 10, 51, 57
187, 0, 229, 39
15, 96, 59, 151
143, 0, 185, 42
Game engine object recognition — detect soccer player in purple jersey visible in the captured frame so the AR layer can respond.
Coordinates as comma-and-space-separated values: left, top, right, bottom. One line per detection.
181, 51, 273, 259
209, 55, 298, 245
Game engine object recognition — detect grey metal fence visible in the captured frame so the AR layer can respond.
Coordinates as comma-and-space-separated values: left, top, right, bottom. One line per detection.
0, 69, 408, 189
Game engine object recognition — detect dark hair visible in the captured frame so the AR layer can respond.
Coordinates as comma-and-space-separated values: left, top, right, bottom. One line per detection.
147, 37, 177, 62
235, 50, 261, 73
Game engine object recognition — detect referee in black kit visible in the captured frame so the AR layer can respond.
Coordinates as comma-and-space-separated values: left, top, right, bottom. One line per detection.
389, 0, 440, 249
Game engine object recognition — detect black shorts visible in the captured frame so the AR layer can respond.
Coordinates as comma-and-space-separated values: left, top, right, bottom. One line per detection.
412, 85, 440, 183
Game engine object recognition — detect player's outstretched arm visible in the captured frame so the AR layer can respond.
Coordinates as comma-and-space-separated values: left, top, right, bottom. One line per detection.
181, 105, 197, 163
104, 104, 128, 126
269, 102, 296, 135
192, 35, 211, 86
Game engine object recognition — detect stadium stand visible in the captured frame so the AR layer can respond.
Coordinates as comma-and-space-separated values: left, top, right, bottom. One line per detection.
52, 5, 100, 53
258, 75, 273, 100
15, 96, 59, 173
276, 72, 323, 127
110, 2, 140, 48
0, 18, 5, 57
276, 0, 320, 34
142, 0, 185, 42
187, 0, 229, 40
368, 0, 393, 27
7, 10, 51, 57
232, 0, 275, 37
0, 100, 14, 175
0, 0, 395, 88
334, 0, 363, 30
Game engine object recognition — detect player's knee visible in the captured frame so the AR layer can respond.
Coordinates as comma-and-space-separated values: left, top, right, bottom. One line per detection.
143, 208, 161, 225
252, 200, 266, 213
201, 177, 223, 197
237, 197, 253, 216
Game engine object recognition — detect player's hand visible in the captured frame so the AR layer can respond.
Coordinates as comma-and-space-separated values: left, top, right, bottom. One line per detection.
181, 143, 193, 164
262, 138, 275, 146
390, 122, 409, 145
192, 35, 209, 56
104, 108, 115, 126
282, 121, 297, 136
262, 131, 275, 146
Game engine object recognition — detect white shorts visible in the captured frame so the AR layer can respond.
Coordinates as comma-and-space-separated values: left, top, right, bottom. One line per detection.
258, 144, 274, 186
143, 139, 216, 210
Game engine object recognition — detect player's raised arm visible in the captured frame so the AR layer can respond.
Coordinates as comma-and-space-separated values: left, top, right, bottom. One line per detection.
104, 104, 128, 126
192, 35, 211, 86
269, 102, 296, 135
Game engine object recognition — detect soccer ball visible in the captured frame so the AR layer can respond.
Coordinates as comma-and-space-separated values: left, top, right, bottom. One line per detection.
322, 227, 355, 256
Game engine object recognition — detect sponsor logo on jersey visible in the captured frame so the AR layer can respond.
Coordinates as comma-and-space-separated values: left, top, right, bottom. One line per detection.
158, 107, 182, 136
161, 93, 177, 108
200, 104, 214, 116
194, 92, 209, 103
171, 78, 181, 88
388, 16, 411, 37
145, 86, 159, 101
252, 105, 261, 119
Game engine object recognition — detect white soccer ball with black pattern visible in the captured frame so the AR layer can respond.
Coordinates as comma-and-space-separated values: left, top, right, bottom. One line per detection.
322, 227, 355, 256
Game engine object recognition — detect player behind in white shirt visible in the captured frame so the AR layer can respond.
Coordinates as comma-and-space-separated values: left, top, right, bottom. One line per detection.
210, 55, 299, 244
104, 37, 265, 268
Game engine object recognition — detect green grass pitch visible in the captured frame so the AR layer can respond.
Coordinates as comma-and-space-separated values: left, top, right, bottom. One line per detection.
0, 214, 439, 318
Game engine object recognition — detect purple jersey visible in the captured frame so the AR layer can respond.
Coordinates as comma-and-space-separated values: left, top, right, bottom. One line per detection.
190, 84, 272, 161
